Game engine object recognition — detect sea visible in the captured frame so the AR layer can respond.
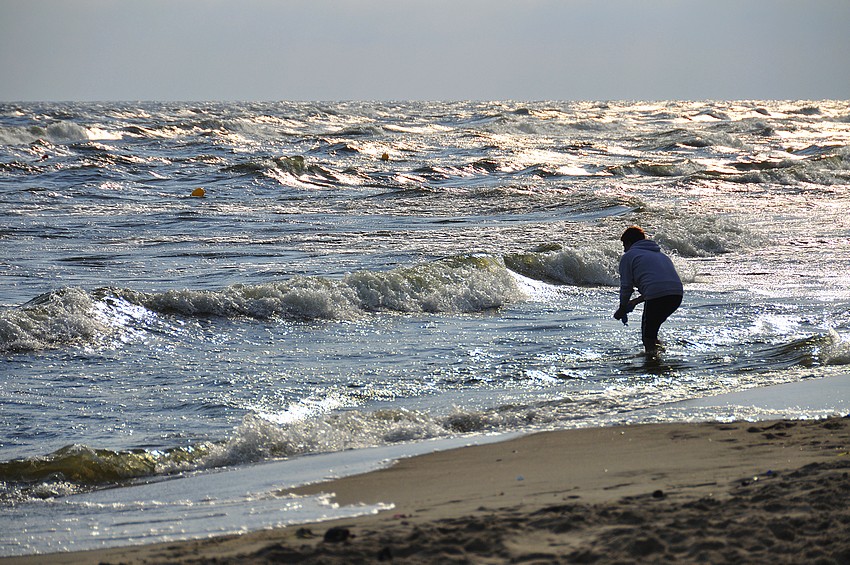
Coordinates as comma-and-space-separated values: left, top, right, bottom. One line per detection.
2, 100, 849, 556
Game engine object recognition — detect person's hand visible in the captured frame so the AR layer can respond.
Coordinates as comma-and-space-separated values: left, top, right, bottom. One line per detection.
613, 308, 628, 325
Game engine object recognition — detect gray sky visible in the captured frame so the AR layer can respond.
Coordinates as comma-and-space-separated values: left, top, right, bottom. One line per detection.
2, 0, 849, 102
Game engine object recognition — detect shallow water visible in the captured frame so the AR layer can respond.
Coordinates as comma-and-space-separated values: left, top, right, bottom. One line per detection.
2, 100, 850, 554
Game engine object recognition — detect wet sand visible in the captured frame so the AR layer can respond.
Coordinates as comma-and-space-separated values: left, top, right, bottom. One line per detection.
6, 414, 849, 564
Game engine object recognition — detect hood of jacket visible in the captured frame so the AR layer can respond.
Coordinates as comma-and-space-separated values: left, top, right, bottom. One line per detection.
629, 239, 661, 253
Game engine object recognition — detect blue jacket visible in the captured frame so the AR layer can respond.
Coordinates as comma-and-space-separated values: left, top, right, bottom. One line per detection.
619, 239, 683, 308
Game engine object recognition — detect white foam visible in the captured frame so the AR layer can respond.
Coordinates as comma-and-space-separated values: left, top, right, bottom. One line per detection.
819, 329, 850, 366
505, 245, 621, 286
0, 289, 109, 352
139, 257, 525, 320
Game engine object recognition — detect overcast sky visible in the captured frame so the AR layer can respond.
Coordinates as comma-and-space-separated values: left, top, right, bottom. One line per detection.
2, 0, 848, 102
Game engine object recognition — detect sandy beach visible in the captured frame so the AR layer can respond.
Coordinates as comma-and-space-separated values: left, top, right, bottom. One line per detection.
5, 412, 849, 564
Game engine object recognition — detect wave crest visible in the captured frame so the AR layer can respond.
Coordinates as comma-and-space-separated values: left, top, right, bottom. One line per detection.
0, 122, 120, 145
135, 255, 523, 320
0, 402, 536, 500
0, 288, 109, 352
505, 245, 620, 286
0, 256, 525, 352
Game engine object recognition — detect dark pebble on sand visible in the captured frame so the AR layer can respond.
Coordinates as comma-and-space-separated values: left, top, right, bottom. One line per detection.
323, 527, 352, 543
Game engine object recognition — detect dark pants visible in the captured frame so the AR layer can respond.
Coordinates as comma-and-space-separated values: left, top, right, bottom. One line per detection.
641, 295, 682, 352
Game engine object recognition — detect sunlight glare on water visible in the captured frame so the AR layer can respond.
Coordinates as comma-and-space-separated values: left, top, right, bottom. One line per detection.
1, 99, 850, 554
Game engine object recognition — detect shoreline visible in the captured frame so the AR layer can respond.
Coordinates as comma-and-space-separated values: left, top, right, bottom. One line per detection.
5, 413, 849, 564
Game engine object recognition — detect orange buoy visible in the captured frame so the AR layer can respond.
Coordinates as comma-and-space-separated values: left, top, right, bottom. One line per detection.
191, 187, 206, 197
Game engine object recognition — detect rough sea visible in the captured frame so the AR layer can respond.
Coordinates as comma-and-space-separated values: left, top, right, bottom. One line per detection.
2, 100, 850, 555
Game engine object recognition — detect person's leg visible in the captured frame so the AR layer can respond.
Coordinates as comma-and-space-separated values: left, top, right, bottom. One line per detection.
641, 295, 683, 352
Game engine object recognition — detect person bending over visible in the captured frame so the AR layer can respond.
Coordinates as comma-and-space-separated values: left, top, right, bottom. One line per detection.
614, 226, 683, 354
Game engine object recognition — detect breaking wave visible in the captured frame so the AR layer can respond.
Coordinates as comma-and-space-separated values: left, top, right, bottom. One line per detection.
0, 255, 525, 353
0, 122, 121, 145
0, 289, 115, 353
4, 325, 848, 502
505, 244, 620, 286
0, 212, 752, 354
0, 404, 518, 501
131, 255, 524, 319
